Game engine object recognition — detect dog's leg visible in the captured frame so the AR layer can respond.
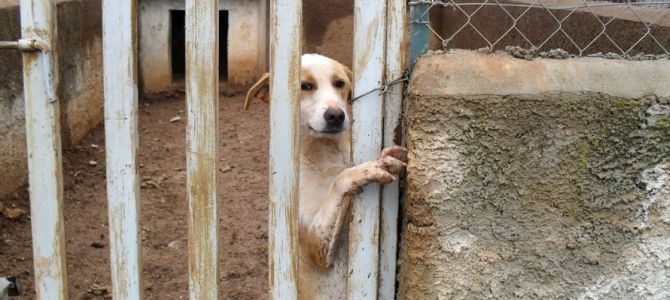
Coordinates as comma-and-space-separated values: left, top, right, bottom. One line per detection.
301, 146, 407, 270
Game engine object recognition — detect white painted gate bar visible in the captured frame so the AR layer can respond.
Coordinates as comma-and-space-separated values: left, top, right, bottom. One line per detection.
348, 0, 387, 298
185, 0, 220, 298
20, 0, 69, 298
268, 0, 301, 298
379, 0, 407, 298
102, 0, 144, 299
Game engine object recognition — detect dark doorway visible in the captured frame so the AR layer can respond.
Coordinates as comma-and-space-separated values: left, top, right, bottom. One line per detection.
170, 10, 229, 81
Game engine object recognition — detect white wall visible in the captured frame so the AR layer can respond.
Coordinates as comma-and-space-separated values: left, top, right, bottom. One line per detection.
139, 0, 267, 93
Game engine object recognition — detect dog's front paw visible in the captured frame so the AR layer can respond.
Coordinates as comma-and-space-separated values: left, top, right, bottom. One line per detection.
374, 155, 406, 180
381, 145, 408, 162
339, 153, 407, 195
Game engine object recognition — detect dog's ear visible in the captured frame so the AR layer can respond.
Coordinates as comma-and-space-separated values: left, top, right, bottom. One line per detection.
244, 73, 270, 111
344, 66, 353, 104
344, 66, 353, 83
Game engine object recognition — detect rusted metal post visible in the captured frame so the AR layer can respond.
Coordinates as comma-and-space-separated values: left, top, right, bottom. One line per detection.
268, 0, 301, 298
19, 0, 69, 298
379, 0, 407, 298
185, 0, 219, 299
102, 0, 143, 299
348, 0, 387, 299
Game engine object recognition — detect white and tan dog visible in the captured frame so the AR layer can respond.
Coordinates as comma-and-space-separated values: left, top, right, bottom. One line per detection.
246, 54, 406, 299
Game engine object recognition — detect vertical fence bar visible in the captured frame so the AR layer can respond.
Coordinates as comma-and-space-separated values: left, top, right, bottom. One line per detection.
409, 3, 430, 67
19, 0, 68, 298
185, 0, 219, 299
348, 0, 387, 298
102, 0, 143, 299
379, 0, 407, 298
268, 0, 301, 298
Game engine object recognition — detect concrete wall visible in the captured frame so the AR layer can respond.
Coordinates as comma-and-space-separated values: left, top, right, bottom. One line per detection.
139, 0, 267, 92
0, 0, 103, 198
398, 50, 670, 299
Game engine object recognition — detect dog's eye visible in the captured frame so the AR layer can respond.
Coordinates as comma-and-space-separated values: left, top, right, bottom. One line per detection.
334, 80, 346, 88
301, 82, 314, 91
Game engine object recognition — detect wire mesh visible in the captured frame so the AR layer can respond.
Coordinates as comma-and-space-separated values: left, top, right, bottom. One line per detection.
409, 0, 670, 57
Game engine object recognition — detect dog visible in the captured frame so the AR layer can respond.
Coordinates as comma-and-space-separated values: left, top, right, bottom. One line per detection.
245, 54, 406, 299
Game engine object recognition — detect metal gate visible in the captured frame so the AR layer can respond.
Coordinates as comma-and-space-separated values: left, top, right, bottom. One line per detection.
3, 0, 408, 299
268, 0, 406, 298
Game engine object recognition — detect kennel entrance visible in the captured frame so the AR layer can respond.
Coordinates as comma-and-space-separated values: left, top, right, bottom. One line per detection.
170, 9, 228, 81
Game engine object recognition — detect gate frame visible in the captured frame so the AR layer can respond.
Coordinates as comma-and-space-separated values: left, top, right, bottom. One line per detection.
11, 0, 409, 298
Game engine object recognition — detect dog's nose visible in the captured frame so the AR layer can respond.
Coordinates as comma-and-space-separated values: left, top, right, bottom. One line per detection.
324, 107, 345, 127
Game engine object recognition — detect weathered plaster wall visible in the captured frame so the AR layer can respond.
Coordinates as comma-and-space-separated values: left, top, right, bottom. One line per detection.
0, 0, 103, 198
139, 0, 266, 92
398, 51, 670, 299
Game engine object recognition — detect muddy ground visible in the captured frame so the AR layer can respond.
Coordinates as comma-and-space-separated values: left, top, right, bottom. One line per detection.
1, 94, 269, 299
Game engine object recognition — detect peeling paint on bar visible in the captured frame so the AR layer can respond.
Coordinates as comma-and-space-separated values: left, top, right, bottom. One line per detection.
19, 0, 69, 298
348, 0, 387, 299
185, 0, 220, 299
102, 0, 144, 299
379, 0, 407, 298
268, 0, 301, 299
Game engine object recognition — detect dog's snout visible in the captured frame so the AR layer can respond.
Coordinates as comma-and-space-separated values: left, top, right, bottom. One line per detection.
324, 107, 345, 127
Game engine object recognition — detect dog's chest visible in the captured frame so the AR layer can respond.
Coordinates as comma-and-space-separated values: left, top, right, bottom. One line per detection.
298, 161, 350, 299
299, 161, 347, 223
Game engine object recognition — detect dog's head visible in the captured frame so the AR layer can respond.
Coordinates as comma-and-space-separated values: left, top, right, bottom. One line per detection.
245, 54, 352, 138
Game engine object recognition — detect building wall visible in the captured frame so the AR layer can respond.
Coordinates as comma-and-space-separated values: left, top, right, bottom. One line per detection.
0, 0, 103, 199
139, 0, 267, 93
398, 50, 670, 299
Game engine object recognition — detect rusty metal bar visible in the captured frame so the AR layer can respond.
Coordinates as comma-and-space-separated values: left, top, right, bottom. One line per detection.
379, 0, 407, 298
102, 0, 144, 299
185, 0, 219, 298
19, 0, 69, 298
348, 0, 387, 299
0, 41, 17, 49
268, 0, 301, 298
0, 39, 49, 51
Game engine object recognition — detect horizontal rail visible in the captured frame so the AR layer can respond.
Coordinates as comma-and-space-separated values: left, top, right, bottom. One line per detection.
0, 39, 49, 51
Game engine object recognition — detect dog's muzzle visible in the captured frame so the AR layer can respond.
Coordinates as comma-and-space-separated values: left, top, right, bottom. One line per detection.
323, 107, 346, 133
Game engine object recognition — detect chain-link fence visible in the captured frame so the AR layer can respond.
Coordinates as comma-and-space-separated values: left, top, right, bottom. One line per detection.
409, 0, 670, 57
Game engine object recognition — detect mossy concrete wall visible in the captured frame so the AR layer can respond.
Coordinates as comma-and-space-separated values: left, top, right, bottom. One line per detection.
0, 0, 103, 198
398, 50, 670, 299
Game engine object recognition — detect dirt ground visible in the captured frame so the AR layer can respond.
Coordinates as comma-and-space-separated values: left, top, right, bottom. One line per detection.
0, 93, 270, 299
0, 1, 357, 297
